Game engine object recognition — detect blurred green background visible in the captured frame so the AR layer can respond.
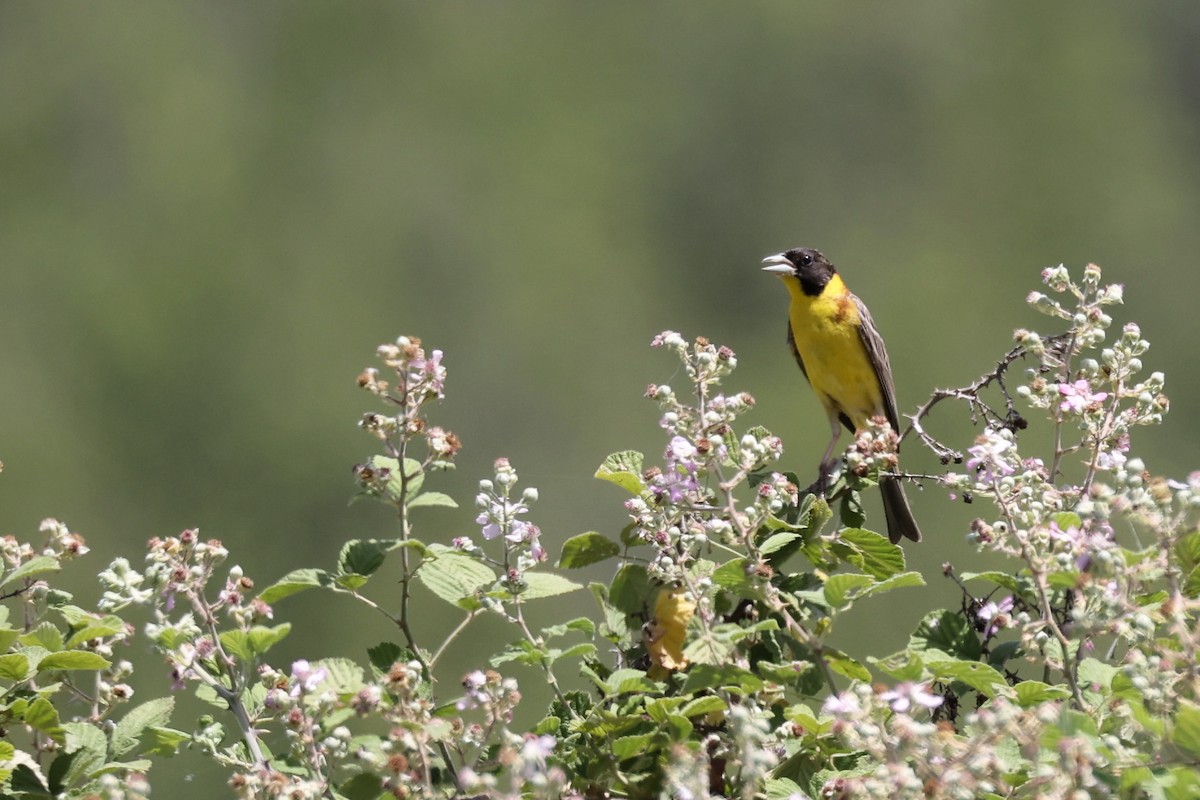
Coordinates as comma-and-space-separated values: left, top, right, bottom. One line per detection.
3, 1, 1200, 789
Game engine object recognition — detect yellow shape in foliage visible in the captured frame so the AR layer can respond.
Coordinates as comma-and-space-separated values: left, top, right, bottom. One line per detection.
644, 587, 696, 678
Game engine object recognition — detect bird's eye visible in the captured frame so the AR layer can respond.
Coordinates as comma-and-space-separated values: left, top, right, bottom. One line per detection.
799, 253, 814, 266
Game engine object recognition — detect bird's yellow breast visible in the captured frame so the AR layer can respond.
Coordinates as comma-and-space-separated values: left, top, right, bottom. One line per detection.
783, 274, 884, 429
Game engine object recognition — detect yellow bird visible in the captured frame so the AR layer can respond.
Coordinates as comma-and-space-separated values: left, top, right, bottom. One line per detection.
762, 247, 921, 544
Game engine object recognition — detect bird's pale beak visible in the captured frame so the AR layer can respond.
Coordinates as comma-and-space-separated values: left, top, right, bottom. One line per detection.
761, 254, 794, 274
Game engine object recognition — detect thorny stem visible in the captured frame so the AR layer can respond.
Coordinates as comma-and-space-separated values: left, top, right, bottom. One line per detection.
991, 486, 1086, 710
903, 335, 1070, 463
430, 611, 478, 671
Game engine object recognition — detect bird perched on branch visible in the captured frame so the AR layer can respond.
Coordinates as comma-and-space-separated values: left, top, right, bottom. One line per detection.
762, 247, 921, 544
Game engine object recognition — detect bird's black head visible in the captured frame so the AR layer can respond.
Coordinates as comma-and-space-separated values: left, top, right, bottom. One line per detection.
761, 247, 836, 297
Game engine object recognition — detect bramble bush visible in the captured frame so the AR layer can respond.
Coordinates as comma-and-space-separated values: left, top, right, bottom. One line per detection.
0, 263, 1197, 799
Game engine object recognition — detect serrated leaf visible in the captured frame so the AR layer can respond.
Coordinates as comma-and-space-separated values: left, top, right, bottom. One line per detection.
37, 651, 110, 672
869, 650, 926, 682
338, 539, 402, 578
417, 546, 496, 608
0, 653, 30, 681
334, 573, 370, 591
824, 648, 871, 681
957, 571, 1021, 592
1, 556, 61, 590
315, 658, 366, 694
111, 697, 175, 758
140, 725, 190, 757
1078, 657, 1118, 692
219, 623, 291, 661
1172, 701, 1200, 758
407, 491, 458, 509
834, 528, 905, 580
22, 697, 64, 742
758, 532, 800, 557
926, 658, 1010, 697
517, 572, 585, 601
859, 570, 926, 599
612, 733, 656, 760
680, 695, 727, 718
604, 668, 660, 696
595, 451, 646, 496
367, 642, 407, 674
0, 628, 20, 653
823, 573, 875, 608
711, 557, 758, 597
558, 532, 621, 569
63, 616, 128, 650
608, 563, 652, 617
765, 778, 805, 800
19, 622, 64, 652
681, 664, 763, 695
1013, 680, 1071, 707
258, 569, 334, 604
910, 609, 981, 661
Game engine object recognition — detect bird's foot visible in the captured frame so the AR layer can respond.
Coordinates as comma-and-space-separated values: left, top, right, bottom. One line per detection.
804, 459, 841, 497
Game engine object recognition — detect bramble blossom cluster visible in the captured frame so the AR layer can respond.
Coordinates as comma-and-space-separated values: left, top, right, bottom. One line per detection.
629, 333, 788, 585
475, 458, 547, 580
356, 335, 461, 472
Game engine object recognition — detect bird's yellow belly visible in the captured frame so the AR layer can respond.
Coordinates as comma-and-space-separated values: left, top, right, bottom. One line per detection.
790, 304, 883, 430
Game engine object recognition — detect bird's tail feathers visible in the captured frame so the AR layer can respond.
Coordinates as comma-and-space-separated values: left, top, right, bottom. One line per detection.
881, 477, 921, 544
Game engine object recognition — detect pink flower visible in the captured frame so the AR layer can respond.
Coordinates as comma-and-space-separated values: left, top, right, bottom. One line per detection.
1057, 379, 1107, 414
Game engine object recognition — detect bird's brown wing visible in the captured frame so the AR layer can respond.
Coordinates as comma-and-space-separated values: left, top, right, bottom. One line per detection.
852, 294, 902, 435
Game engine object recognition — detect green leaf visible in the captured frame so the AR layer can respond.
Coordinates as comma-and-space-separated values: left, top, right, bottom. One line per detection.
37, 651, 110, 672
22, 696, 65, 743
0, 653, 30, 681
608, 563, 652, 617
958, 571, 1021, 593
1013, 680, 1071, 707
315, 658, 366, 694
839, 489, 866, 528
869, 651, 926, 682
140, 726, 191, 757
612, 733, 656, 760
542, 617, 596, 639
604, 668, 660, 696
219, 623, 291, 661
1172, 701, 1200, 759
910, 609, 981, 661
1078, 657, 1118, 692
765, 778, 806, 800
338, 538, 403, 578
111, 697, 175, 758
558, 532, 621, 569
0, 628, 20, 653
407, 491, 458, 509
925, 658, 1010, 697
258, 568, 334, 604
19, 622, 64, 652
366, 642, 407, 674
823, 573, 875, 608
680, 695, 727, 719
681, 664, 763, 695
859, 570, 926, 599
518, 572, 585, 601
417, 546, 496, 609
63, 616, 127, 650
711, 557, 758, 597
758, 532, 801, 556
833, 528, 905, 580
1050, 511, 1083, 532
1, 556, 61, 590
595, 451, 646, 496
824, 648, 872, 681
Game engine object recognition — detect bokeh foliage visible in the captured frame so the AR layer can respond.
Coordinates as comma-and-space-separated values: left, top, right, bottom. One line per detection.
2, 2, 1200, 789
